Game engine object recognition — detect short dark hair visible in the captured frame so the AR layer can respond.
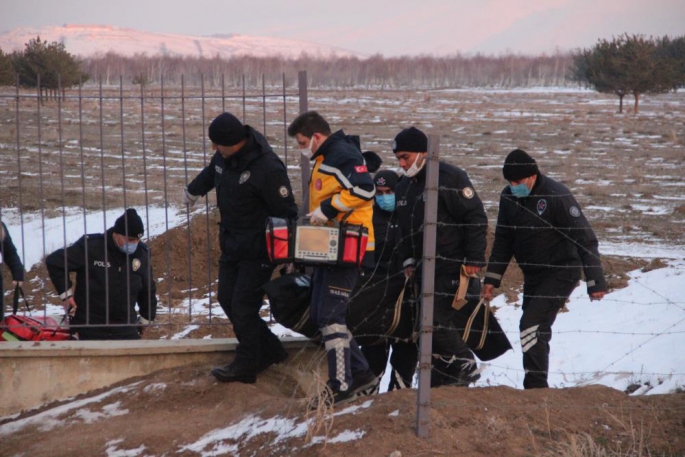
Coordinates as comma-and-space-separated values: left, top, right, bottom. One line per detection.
287, 111, 332, 138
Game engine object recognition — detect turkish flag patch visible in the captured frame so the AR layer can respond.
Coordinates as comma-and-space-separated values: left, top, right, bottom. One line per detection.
355, 165, 368, 173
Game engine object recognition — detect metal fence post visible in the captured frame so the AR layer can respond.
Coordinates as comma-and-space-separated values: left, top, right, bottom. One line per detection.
297, 70, 310, 205
416, 134, 440, 438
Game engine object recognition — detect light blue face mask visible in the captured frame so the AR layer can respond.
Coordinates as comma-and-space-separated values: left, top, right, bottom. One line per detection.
509, 182, 531, 198
119, 241, 139, 255
376, 194, 396, 212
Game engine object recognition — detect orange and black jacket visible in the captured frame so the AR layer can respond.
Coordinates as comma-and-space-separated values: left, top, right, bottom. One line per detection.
309, 130, 375, 251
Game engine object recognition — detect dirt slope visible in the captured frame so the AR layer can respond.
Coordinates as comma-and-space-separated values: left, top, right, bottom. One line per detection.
3, 358, 683, 457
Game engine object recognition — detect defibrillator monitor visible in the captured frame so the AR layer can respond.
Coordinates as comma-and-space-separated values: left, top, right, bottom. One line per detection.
294, 225, 339, 263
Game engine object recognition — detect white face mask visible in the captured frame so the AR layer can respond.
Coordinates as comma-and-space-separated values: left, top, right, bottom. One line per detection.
405, 154, 426, 177
301, 136, 317, 157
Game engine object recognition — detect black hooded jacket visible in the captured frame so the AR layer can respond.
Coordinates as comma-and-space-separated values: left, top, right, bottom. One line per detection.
187, 125, 298, 261
1, 222, 24, 308
46, 228, 157, 326
394, 161, 488, 273
484, 173, 607, 293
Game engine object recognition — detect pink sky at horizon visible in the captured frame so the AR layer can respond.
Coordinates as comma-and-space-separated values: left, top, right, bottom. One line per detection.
2, 0, 684, 56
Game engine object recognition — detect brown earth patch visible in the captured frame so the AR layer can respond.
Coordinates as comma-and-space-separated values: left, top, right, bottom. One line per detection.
2, 360, 683, 457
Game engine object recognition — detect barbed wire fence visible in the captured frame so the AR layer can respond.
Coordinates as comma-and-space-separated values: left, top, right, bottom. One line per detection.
1, 73, 684, 438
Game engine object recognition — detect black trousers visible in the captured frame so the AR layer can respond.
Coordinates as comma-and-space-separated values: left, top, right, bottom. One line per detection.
362, 339, 418, 390
218, 258, 284, 372
520, 273, 579, 389
74, 325, 140, 340
310, 265, 370, 392
429, 274, 477, 387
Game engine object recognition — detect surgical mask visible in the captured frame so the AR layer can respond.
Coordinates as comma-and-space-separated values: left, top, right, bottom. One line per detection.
301, 137, 317, 158
509, 182, 532, 198
405, 154, 426, 178
376, 194, 396, 212
118, 241, 139, 255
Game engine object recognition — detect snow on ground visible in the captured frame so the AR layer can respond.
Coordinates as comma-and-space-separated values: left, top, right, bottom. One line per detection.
0, 382, 141, 436
0, 205, 197, 270
480, 258, 685, 394
3, 207, 684, 398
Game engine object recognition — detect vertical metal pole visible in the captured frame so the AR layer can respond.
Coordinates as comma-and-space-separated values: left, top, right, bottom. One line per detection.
416, 134, 440, 438
78, 76, 90, 321
119, 75, 128, 211
119, 75, 132, 324
201, 74, 213, 322
14, 75, 27, 284
242, 74, 246, 123
37, 75, 47, 310
161, 76, 172, 313
297, 71, 310, 205
262, 73, 267, 136
282, 73, 288, 167
140, 75, 153, 324
182, 75, 193, 320
298, 70, 308, 114
221, 73, 225, 113
57, 74, 71, 324
99, 78, 108, 326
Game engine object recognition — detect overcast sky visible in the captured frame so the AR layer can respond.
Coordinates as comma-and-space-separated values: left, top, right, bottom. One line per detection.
2, 0, 684, 56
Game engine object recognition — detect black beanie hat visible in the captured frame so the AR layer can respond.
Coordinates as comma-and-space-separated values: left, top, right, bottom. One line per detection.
392, 127, 427, 153
208, 112, 247, 146
362, 151, 382, 173
374, 170, 399, 190
503, 149, 539, 181
113, 208, 144, 239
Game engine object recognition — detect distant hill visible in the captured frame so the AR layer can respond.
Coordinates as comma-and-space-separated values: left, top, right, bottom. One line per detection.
0, 24, 362, 59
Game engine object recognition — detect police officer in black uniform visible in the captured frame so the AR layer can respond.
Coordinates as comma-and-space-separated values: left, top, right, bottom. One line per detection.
393, 127, 488, 387
484, 149, 607, 389
184, 112, 298, 384
361, 169, 419, 391
46, 208, 157, 340
1, 221, 25, 320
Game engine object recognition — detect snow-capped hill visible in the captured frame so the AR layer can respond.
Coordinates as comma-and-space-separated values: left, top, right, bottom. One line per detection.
0, 24, 362, 59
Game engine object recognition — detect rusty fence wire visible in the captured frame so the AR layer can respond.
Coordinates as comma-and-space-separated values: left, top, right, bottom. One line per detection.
0, 71, 309, 336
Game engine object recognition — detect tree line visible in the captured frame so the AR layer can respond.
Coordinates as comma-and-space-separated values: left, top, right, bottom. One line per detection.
571, 34, 685, 113
1, 34, 683, 112
77, 51, 573, 89
0, 36, 88, 100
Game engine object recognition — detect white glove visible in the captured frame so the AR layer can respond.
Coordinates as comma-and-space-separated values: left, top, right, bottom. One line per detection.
307, 207, 329, 226
183, 188, 199, 207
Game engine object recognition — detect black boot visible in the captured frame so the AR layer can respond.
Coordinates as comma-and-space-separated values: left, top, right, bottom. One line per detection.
258, 347, 289, 373
211, 362, 257, 384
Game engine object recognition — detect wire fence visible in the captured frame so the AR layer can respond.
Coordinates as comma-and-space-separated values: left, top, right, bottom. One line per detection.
1, 74, 684, 439
0, 71, 308, 332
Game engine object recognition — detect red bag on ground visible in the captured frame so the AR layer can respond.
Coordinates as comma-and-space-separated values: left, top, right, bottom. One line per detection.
1, 285, 71, 341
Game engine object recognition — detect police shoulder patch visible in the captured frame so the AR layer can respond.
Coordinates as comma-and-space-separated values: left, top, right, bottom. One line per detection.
278, 186, 289, 198
537, 199, 547, 216
462, 187, 474, 199
569, 206, 581, 218
239, 171, 250, 184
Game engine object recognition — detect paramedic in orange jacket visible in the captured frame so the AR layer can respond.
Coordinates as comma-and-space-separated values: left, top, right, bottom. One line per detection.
288, 111, 377, 407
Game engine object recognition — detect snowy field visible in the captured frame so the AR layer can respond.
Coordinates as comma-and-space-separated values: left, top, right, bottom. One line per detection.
1, 87, 683, 408
3, 206, 684, 396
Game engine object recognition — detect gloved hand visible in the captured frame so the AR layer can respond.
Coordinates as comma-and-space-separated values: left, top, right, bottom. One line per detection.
183, 187, 199, 207
307, 207, 329, 226
12, 280, 23, 288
